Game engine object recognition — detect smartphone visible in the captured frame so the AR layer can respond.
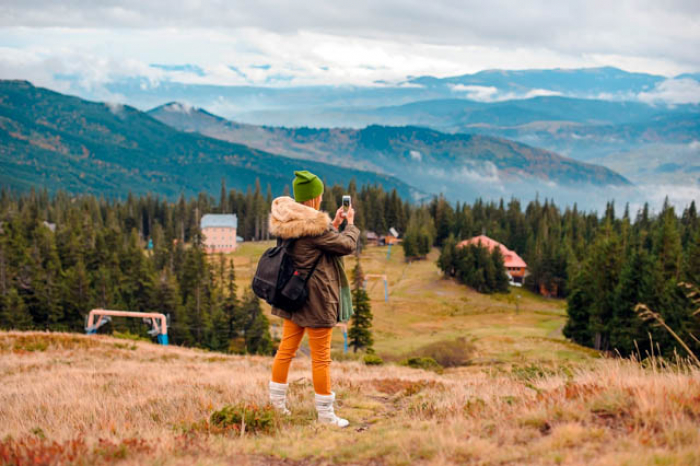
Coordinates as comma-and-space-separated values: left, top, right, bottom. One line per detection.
342, 195, 351, 211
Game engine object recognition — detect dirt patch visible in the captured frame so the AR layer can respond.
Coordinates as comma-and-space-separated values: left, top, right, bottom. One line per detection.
370, 378, 444, 396
537, 382, 605, 403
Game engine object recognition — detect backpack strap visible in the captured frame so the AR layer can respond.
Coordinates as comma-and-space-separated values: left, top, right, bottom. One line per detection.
277, 237, 323, 281
304, 251, 324, 282
278, 237, 295, 248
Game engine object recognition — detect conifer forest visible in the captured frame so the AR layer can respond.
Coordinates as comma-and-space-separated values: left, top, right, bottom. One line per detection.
0, 179, 698, 359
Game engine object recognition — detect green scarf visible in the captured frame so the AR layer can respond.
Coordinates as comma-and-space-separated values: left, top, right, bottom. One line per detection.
334, 256, 354, 323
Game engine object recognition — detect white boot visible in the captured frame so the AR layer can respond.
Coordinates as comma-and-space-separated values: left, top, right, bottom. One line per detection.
315, 392, 349, 428
269, 381, 291, 415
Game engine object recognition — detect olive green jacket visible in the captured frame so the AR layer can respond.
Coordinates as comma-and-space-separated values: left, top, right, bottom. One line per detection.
268, 196, 359, 328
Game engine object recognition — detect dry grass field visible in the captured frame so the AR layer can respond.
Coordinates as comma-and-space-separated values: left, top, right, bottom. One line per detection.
2, 242, 699, 465
1, 331, 699, 465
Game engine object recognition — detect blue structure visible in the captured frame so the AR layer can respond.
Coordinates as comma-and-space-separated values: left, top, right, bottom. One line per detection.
363, 277, 389, 302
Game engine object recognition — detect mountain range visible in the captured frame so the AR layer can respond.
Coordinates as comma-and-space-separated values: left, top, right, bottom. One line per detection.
339, 96, 700, 161
148, 102, 629, 201
3, 66, 699, 208
50, 66, 698, 125
0, 80, 416, 199
0, 80, 633, 205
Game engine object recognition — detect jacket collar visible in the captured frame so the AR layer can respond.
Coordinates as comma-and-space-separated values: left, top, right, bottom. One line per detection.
269, 196, 331, 239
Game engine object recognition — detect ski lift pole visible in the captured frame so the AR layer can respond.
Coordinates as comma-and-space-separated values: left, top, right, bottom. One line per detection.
364, 274, 389, 302
337, 323, 349, 354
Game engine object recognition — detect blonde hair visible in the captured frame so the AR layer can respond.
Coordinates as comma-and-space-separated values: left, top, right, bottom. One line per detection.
302, 194, 322, 211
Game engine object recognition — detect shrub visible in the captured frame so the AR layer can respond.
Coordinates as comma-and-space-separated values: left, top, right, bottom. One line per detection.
414, 337, 475, 367
209, 404, 276, 434
363, 353, 384, 365
402, 357, 444, 373
331, 349, 363, 362
112, 331, 151, 342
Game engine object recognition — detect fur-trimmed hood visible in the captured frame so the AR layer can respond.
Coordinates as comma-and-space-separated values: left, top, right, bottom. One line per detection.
269, 196, 331, 239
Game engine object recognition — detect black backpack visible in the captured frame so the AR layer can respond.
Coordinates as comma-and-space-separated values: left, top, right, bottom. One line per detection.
252, 238, 322, 312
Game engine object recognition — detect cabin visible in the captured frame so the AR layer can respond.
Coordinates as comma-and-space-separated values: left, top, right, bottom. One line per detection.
201, 214, 238, 253
456, 235, 528, 285
365, 231, 380, 245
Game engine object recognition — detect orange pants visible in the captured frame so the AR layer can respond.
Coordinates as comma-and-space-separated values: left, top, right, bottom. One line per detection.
271, 319, 333, 395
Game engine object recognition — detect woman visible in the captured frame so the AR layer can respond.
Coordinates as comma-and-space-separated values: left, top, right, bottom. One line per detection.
267, 170, 359, 427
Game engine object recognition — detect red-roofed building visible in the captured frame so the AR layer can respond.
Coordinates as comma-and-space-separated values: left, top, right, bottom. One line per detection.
456, 235, 528, 284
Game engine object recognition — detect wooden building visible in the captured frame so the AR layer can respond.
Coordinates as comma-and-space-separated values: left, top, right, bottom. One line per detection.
456, 235, 528, 284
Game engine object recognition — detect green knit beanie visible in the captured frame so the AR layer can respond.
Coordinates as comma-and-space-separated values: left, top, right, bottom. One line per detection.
292, 170, 324, 202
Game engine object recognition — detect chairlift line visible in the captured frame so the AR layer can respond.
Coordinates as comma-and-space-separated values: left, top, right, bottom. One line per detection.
85, 309, 169, 345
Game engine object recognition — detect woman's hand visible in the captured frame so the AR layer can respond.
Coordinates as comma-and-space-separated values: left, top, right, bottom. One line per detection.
332, 206, 355, 228
345, 206, 355, 225
332, 207, 346, 229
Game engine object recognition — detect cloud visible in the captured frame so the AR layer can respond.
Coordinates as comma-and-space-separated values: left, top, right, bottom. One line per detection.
104, 101, 124, 115
637, 78, 700, 104
0, 0, 698, 71
163, 102, 194, 113
427, 161, 503, 188
0, 1, 698, 92
451, 84, 499, 101
523, 89, 563, 99
450, 84, 562, 102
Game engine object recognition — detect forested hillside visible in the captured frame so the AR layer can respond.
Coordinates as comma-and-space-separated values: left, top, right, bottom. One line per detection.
0, 80, 415, 199
149, 102, 631, 191
434, 196, 700, 358
1, 183, 697, 360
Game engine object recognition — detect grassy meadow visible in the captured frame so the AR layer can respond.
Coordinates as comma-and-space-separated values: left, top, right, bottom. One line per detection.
231, 240, 593, 367
1, 242, 699, 465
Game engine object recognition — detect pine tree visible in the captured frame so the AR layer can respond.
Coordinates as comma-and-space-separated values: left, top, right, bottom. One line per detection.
156, 268, 190, 346
438, 234, 457, 277
180, 244, 212, 346
2, 288, 33, 330
349, 260, 373, 352
609, 246, 657, 356
490, 247, 511, 293
241, 287, 273, 355
219, 178, 228, 213
563, 269, 594, 347
402, 231, 418, 259
223, 258, 241, 340
684, 229, 700, 285
62, 258, 91, 331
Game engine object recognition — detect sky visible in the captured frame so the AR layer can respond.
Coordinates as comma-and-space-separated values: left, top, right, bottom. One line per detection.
1, 0, 699, 91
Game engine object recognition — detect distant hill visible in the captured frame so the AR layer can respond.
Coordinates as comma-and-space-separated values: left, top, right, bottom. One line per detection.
329, 96, 700, 161
0, 80, 418, 199
45, 66, 681, 126
149, 102, 630, 201
406, 67, 667, 96
369, 96, 687, 127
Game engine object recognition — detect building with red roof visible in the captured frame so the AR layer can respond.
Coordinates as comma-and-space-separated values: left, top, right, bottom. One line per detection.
456, 235, 528, 284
